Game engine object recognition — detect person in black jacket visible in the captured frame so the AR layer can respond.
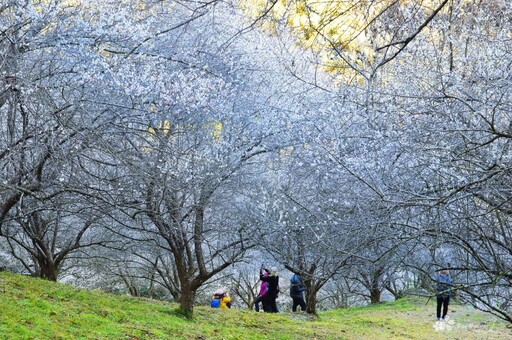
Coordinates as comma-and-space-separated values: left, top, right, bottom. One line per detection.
289, 273, 307, 312
260, 266, 279, 313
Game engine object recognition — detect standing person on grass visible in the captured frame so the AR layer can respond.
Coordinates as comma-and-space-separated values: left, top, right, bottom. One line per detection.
260, 267, 279, 313
289, 273, 307, 312
435, 269, 453, 321
254, 271, 269, 312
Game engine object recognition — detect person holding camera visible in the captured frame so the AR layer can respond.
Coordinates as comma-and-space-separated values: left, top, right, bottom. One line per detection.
260, 266, 279, 313
254, 271, 269, 312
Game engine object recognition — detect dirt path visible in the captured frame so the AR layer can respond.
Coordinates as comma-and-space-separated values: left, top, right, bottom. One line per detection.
428, 305, 511, 339
433, 316, 455, 331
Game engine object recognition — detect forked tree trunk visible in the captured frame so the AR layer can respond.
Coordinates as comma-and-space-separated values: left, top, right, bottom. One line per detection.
39, 267, 58, 281
35, 257, 59, 281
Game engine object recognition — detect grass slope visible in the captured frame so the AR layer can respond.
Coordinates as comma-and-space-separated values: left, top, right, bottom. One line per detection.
0, 272, 510, 339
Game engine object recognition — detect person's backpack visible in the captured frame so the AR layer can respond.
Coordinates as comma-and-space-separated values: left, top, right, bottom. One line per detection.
291, 274, 304, 290
290, 274, 305, 296
210, 298, 221, 308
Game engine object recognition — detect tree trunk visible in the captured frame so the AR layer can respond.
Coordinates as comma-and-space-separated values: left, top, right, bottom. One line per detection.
36, 258, 58, 281
369, 273, 382, 304
385, 284, 402, 300
302, 278, 319, 315
370, 287, 381, 304
178, 287, 196, 318
305, 289, 318, 314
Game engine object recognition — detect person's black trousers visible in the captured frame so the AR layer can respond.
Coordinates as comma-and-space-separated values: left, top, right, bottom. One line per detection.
292, 297, 306, 312
263, 294, 278, 313
436, 296, 450, 318
254, 295, 264, 312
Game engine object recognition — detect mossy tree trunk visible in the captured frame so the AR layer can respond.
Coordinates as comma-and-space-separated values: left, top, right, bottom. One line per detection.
178, 285, 196, 318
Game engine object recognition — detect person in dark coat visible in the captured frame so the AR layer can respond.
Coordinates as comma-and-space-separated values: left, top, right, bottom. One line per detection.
435, 269, 453, 321
290, 273, 307, 312
260, 266, 279, 313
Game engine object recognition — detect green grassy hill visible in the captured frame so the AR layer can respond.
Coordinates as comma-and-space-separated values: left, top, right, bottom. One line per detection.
0, 271, 510, 339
